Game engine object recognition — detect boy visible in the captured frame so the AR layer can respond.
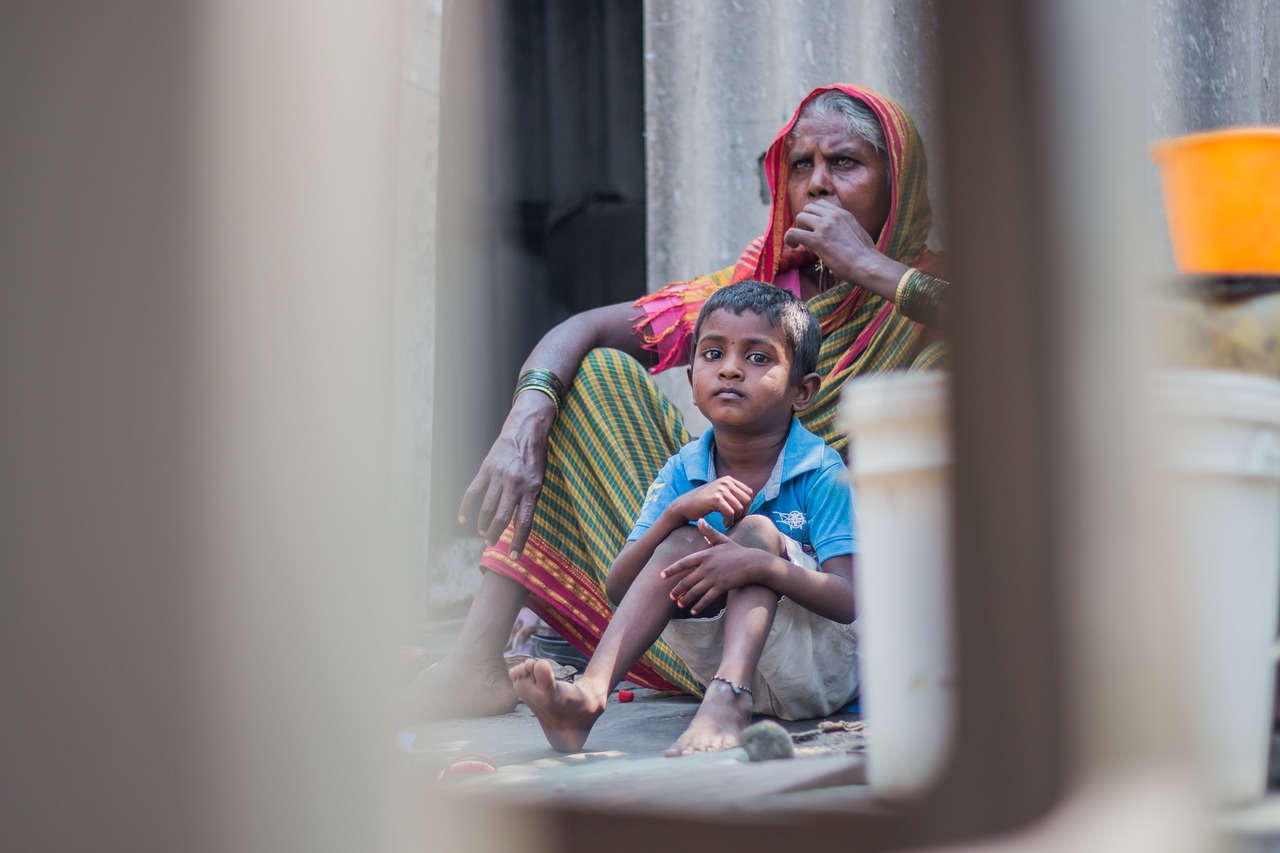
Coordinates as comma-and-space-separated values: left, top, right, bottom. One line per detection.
510, 281, 858, 756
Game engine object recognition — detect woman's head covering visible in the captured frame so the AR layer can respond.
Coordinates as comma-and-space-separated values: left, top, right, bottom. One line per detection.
739, 83, 933, 282
635, 84, 938, 375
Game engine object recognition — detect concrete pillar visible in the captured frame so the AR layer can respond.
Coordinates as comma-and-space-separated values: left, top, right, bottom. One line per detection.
428, 0, 508, 595
1150, 0, 1280, 135
393, 0, 444, 599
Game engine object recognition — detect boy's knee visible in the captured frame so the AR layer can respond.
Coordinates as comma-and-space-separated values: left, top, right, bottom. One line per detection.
607, 524, 704, 606
729, 514, 785, 556
653, 523, 706, 562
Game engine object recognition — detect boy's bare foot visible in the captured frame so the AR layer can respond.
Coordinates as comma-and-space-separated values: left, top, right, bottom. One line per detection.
665, 681, 753, 757
510, 658, 606, 753
400, 654, 517, 721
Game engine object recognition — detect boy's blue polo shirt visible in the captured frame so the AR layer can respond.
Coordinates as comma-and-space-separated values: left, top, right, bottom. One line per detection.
627, 418, 857, 565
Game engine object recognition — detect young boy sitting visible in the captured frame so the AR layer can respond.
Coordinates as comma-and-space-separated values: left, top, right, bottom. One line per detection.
510, 280, 858, 756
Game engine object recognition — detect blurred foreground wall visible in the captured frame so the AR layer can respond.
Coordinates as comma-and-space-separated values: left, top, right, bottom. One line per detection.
1, 1, 402, 850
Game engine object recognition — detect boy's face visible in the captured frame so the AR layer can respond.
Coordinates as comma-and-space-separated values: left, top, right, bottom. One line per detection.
689, 308, 808, 433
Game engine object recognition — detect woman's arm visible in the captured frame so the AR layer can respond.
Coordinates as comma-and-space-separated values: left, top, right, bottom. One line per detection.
459, 301, 653, 559
785, 199, 949, 329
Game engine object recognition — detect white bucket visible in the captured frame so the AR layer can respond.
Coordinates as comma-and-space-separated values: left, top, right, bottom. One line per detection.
1160, 370, 1280, 805
841, 371, 953, 799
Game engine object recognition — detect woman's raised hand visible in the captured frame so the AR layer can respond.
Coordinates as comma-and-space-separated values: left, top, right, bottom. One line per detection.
458, 390, 557, 560
784, 199, 910, 304
784, 199, 879, 283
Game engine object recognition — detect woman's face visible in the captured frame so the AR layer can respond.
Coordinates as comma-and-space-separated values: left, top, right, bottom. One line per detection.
785, 114, 890, 241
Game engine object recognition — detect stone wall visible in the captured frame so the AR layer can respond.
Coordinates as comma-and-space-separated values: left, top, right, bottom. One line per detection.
393, 0, 444, 599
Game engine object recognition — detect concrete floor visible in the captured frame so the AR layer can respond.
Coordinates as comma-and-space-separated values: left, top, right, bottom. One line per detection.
400, 617, 879, 812
402, 683, 877, 813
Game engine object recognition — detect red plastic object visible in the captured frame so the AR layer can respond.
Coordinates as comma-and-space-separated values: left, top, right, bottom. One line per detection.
438, 753, 498, 780
618, 689, 634, 703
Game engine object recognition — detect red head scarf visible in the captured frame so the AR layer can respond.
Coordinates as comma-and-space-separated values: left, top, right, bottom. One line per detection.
739, 83, 934, 281
636, 84, 939, 374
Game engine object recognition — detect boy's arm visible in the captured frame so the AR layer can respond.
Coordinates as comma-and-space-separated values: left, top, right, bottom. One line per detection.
662, 521, 855, 623
753, 548, 855, 624
606, 475, 755, 605
605, 509, 689, 605
762, 457, 856, 622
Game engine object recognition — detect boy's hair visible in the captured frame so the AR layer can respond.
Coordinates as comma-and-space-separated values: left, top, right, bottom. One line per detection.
693, 280, 821, 384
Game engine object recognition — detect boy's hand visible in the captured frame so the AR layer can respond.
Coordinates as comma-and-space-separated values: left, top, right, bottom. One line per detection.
666, 476, 753, 527
659, 520, 761, 615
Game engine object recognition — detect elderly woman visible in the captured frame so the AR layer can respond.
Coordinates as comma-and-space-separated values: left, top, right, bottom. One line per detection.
419, 84, 949, 717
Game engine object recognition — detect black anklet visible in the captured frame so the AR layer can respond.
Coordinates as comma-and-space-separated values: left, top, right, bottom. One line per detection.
710, 675, 753, 698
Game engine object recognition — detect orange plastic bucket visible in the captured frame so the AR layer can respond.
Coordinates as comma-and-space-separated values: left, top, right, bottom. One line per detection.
1152, 127, 1280, 275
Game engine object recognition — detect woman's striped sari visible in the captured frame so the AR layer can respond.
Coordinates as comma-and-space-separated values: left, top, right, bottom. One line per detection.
479, 84, 944, 693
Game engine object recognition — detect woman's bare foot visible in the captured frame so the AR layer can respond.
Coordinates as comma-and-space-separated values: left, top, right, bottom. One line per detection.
510, 658, 606, 753
400, 653, 517, 721
665, 680, 753, 757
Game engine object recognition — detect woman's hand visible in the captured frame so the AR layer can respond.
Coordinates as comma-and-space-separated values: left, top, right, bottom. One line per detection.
785, 199, 878, 279
456, 301, 651, 560
666, 476, 754, 527
458, 391, 557, 559
784, 199, 908, 302
659, 520, 762, 614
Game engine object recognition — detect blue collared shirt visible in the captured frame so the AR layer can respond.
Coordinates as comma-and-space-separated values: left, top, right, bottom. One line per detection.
628, 418, 856, 564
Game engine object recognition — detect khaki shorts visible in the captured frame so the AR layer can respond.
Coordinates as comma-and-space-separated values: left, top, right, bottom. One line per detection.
659, 538, 858, 721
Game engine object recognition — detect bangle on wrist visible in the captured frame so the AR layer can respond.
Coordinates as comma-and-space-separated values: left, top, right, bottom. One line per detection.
514, 384, 559, 416
894, 269, 950, 329
513, 368, 566, 417
893, 268, 915, 312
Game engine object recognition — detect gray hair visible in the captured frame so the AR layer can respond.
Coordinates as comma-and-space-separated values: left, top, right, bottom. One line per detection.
792, 90, 887, 159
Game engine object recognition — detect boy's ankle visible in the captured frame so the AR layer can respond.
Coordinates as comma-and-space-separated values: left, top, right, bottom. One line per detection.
705, 676, 755, 709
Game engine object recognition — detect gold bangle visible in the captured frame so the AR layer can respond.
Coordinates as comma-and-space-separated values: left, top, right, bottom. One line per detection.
898, 270, 950, 329
514, 384, 559, 415
894, 268, 916, 312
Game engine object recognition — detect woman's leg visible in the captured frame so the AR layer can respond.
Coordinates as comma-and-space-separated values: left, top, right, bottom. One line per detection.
402, 570, 528, 718
481, 350, 700, 693
409, 350, 696, 721
511, 526, 704, 752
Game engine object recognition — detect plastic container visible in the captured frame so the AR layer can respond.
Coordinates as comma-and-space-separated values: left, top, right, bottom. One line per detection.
1152, 127, 1280, 275
1156, 277, 1280, 376
529, 633, 589, 673
1160, 370, 1280, 804
840, 371, 953, 799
